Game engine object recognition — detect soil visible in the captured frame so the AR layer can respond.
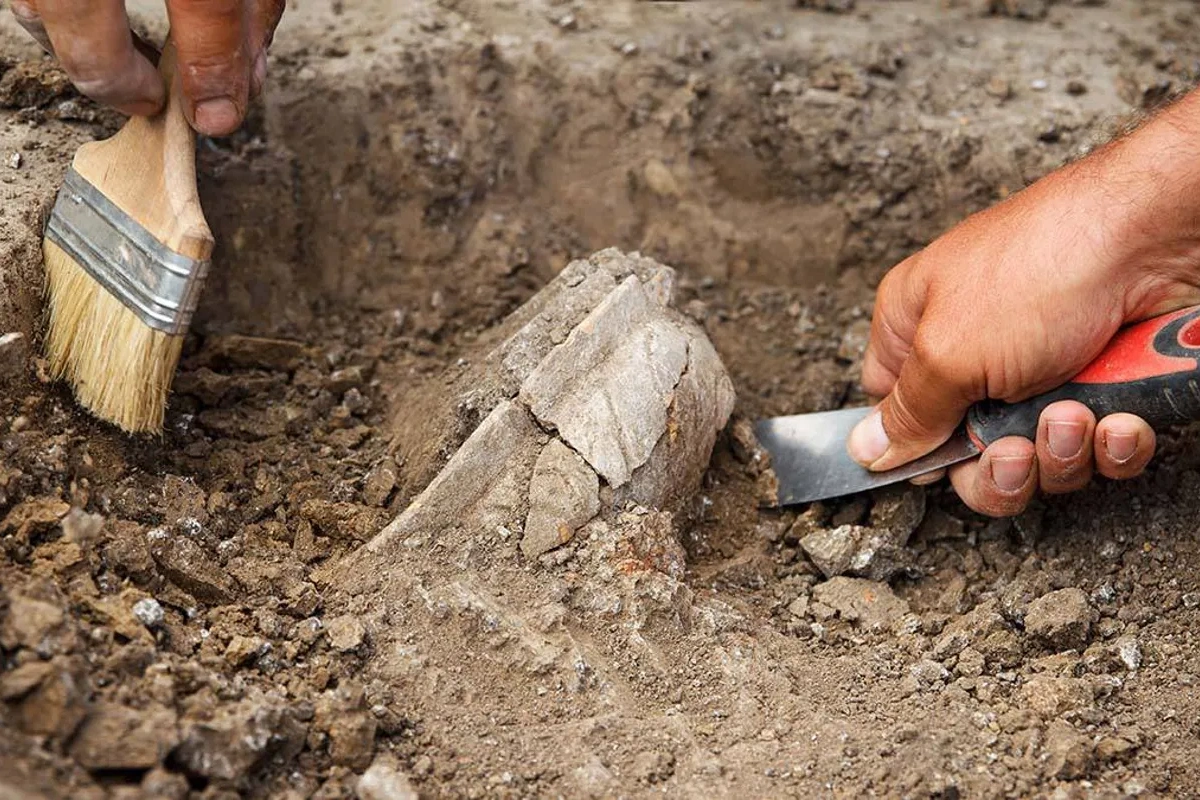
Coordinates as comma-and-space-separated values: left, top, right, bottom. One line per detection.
2, 0, 1200, 798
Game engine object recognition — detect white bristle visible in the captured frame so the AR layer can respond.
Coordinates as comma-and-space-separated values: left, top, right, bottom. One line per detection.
44, 238, 184, 434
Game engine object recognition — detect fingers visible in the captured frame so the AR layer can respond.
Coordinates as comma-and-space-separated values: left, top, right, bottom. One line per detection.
948, 437, 1038, 517
849, 328, 979, 471
10, 1, 56, 55
248, 0, 285, 96
1095, 413, 1156, 479
910, 467, 945, 487
943, 408, 1154, 516
36, 0, 165, 116
1036, 401, 1095, 494
166, 0, 252, 136
861, 258, 927, 399
15, 0, 283, 133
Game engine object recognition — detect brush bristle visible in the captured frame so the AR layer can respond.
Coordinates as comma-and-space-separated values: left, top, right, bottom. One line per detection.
44, 239, 184, 434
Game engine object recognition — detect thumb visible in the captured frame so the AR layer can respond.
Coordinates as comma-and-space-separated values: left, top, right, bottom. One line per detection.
166, 0, 251, 136
848, 333, 979, 471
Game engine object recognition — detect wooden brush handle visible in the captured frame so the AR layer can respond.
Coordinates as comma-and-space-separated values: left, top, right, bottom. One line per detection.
70, 38, 213, 263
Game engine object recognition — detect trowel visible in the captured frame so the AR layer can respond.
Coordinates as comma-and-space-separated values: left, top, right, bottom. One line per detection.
757, 304, 1200, 506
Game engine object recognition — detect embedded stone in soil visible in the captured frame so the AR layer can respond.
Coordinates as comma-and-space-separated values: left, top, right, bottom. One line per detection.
370, 249, 735, 559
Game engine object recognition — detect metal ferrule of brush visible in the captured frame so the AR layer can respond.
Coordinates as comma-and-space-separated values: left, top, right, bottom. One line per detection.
44, 167, 210, 336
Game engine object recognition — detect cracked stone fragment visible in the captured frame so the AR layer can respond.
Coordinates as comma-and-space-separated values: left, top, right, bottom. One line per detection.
799, 487, 924, 581
390, 249, 674, 497
811, 577, 909, 631
618, 328, 735, 511
70, 703, 179, 770
521, 276, 689, 487
147, 528, 238, 604
801, 524, 864, 578
370, 401, 539, 551
491, 249, 674, 393
869, 485, 926, 537
174, 696, 306, 782
368, 250, 733, 560
522, 439, 600, 558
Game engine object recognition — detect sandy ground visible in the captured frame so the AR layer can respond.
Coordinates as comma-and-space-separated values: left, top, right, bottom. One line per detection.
2, 0, 1200, 797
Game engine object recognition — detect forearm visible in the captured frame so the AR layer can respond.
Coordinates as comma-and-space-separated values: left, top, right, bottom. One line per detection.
1076, 88, 1200, 312
1117, 88, 1200, 239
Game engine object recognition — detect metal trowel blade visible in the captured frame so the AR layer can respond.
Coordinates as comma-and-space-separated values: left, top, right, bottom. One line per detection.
754, 407, 980, 506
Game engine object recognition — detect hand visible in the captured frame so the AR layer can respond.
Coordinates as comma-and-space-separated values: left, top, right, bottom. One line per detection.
849, 90, 1200, 516
9, 0, 286, 136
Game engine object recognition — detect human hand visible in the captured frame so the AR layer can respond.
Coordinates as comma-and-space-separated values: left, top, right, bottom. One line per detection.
9, 0, 285, 136
848, 90, 1200, 516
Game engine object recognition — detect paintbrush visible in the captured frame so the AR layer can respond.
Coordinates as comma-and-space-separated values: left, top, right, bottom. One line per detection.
42, 38, 213, 434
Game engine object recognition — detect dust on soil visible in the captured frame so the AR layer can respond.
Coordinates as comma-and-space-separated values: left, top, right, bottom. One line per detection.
3, 1, 1200, 797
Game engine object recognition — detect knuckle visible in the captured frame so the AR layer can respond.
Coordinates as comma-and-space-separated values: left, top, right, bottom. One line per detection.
875, 269, 899, 303
910, 333, 958, 385
182, 47, 249, 73
66, 61, 144, 105
70, 73, 123, 102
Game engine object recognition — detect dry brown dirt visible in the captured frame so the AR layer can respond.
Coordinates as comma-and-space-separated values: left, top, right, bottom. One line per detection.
2, 1, 1200, 798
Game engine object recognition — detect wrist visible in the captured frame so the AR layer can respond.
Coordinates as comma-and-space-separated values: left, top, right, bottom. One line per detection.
1089, 91, 1200, 305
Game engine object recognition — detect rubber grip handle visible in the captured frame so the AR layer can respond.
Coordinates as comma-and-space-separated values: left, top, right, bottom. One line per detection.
967, 305, 1200, 447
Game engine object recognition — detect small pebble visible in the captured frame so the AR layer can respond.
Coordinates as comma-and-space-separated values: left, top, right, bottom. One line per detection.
1030, 79, 1049, 91
6, 152, 21, 169
133, 598, 165, 628
1115, 635, 1143, 671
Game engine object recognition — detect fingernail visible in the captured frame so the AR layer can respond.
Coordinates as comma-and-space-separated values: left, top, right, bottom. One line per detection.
848, 410, 889, 466
1047, 420, 1086, 459
193, 98, 239, 135
988, 454, 1032, 492
1105, 431, 1138, 463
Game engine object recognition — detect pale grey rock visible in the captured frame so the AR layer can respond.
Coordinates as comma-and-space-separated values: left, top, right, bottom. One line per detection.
357, 758, 419, 800
522, 439, 600, 558
326, 615, 367, 652
370, 401, 539, 552
132, 598, 165, 628
800, 524, 864, 578
811, 577, 910, 631
521, 276, 689, 487
1025, 588, 1095, 651
618, 327, 736, 511
371, 250, 733, 563
485, 248, 674, 400
1114, 634, 1142, 671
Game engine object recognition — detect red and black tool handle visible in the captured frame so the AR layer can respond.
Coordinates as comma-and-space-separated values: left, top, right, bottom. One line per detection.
967, 305, 1200, 447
